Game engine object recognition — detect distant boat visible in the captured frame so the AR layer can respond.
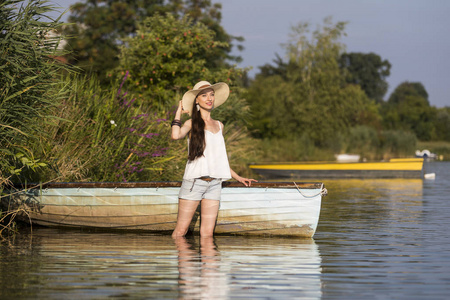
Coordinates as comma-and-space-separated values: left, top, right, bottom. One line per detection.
415, 149, 437, 159
249, 158, 424, 179
1, 181, 326, 238
335, 154, 360, 162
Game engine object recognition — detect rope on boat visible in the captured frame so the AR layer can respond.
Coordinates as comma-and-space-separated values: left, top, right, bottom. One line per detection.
293, 182, 328, 198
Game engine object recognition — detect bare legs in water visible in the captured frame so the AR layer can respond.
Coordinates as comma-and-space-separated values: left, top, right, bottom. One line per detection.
172, 198, 220, 238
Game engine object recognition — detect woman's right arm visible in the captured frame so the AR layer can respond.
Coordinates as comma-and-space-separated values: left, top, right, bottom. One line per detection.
171, 100, 191, 140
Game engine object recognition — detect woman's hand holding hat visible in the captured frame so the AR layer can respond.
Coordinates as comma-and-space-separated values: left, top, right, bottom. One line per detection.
177, 100, 189, 116
171, 101, 188, 128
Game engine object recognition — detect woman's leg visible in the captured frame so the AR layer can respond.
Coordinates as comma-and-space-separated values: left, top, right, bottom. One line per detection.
200, 199, 220, 237
172, 199, 200, 238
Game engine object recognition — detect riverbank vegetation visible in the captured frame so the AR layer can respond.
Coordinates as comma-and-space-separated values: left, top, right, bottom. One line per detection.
1, 0, 449, 189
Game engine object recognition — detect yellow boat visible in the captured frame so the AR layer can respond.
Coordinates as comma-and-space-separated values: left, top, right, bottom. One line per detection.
249, 158, 424, 179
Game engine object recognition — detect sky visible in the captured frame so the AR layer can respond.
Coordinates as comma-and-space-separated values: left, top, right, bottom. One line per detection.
50, 0, 450, 107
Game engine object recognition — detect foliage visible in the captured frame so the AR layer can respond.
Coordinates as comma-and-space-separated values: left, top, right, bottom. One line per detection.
2, 2, 254, 184
23, 74, 181, 183
434, 107, 450, 142
0, 0, 72, 184
62, 0, 165, 78
253, 135, 335, 164
339, 52, 391, 102
25, 74, 257, 183
338, 127, 419, 161
117, 13, 246, 110
382, 82, 436, 141
388, 81, 429, 105
168, 0, 244, 67
343, 126, 380, 160
63, 0, 243, 80
0, 206, 30, 239
247, 18, 381, 148
379, 130, 417, 158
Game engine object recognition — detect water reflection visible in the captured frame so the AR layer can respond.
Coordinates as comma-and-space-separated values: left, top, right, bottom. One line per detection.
313, 176, 450, 299
176, 235, 323, 299
1, 229, 322, 299
316, 179, 424, 236
175, 237, 228, 299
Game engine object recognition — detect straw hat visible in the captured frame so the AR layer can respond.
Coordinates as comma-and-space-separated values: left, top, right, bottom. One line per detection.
182, 81, 230, 116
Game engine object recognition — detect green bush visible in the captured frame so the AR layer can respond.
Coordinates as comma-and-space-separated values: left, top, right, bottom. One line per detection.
380, 130, 417, 158
344, 126, 380, 160
254, 134, 334, 163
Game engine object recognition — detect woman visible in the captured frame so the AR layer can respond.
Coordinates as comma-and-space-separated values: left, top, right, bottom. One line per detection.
171, 81, 256, 238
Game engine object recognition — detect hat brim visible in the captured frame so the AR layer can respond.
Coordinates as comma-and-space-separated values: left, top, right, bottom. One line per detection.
182, 82, 230, 116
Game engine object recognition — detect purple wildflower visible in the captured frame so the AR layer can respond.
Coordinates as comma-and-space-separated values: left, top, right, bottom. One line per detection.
132, 114, 149, 119
124, 98, 136, 107
117, 71, 129, 98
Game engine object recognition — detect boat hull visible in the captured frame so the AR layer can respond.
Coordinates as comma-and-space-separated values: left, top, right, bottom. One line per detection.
1, 182, 324, 238
251, 169, 422, 179
250, 158, 424, 179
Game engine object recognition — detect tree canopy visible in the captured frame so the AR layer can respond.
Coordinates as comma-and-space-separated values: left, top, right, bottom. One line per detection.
62, 0, 243, 80
382, 82, 435, 141
339, 52, 391, 102
63, 0, 165, 76
117, 13, 245, 110
246, 18, 380, 147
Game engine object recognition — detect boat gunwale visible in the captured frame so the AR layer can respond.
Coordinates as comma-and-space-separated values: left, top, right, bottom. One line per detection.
8, 181, 324, 190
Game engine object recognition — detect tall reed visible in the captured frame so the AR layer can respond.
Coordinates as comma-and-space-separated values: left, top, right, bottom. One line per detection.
1, 0, 72, 184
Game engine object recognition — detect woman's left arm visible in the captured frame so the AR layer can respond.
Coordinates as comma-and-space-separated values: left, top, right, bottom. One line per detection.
230, 168, 257, 187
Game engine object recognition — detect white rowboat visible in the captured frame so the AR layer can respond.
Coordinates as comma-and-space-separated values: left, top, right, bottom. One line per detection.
2, 181, 326, 238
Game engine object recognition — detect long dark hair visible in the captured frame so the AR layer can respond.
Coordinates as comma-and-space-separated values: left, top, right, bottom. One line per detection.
188, 96, 205, 161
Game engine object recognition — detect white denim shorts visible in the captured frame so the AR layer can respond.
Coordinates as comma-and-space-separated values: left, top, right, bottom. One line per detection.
178, 178, 222, 201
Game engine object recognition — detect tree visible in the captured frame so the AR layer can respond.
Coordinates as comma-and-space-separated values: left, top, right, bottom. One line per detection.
434, 107, 450, 141
339, 52, 391, 102
247, 18, 381, 146
382, 82, 436, 140
168, 0, 244, 67
388, 81, 429, 105
117, 13, 245, 110
63, 0, 165, 78
63, 0, 243, 80
0, 0, 72, 182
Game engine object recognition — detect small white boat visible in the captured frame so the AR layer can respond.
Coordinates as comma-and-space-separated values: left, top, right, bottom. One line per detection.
335, 154, 361, 162
424, 173, 436, 180
2, 181, 326, 238
415, 149, 437, 159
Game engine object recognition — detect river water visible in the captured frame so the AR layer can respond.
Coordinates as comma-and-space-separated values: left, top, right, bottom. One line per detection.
1, 161, 449, 299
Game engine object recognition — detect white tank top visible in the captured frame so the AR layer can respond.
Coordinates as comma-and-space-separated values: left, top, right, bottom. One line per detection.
183, 122, 232, 181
